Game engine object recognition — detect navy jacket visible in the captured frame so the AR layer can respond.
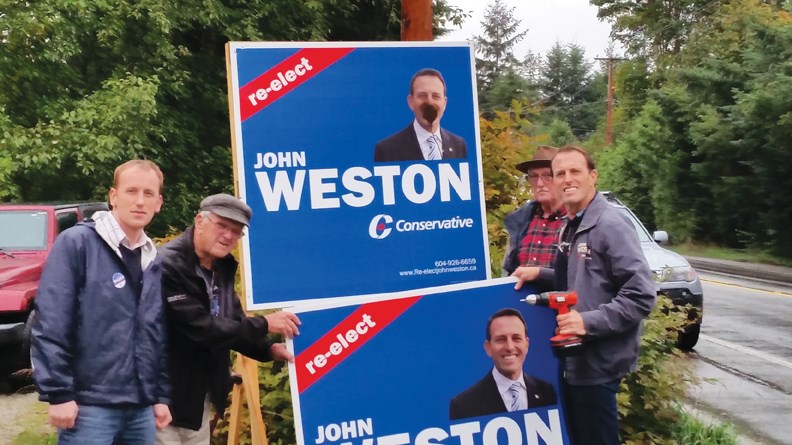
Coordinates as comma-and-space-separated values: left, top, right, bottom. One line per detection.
32, 222, 169, 406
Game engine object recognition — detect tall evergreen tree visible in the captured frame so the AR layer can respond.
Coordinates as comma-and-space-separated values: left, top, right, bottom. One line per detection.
538, 43, 605, 139
474, 0, 530, 113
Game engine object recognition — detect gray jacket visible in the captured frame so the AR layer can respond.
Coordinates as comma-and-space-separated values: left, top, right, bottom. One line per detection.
561, 193, 656, 385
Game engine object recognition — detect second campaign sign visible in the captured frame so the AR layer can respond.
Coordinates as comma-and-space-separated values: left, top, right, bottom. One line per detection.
226, 42, 489, 308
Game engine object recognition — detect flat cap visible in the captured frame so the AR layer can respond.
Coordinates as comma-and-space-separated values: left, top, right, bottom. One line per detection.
200, 193, 252, 226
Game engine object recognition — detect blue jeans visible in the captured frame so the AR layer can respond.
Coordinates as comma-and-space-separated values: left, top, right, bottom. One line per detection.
562, 378, 622, 445
58, 405, 155, 445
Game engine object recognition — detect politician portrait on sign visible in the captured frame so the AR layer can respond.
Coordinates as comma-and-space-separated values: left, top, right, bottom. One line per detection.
450, 308, 557, 420
374, 68, 468, 162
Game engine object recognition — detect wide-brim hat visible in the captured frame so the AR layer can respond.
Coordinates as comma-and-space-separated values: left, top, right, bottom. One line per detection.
200, 193, 252, 226
515, 145, 559, 173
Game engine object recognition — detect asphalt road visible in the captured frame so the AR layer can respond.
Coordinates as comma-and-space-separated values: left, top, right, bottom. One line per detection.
687, 271, 792, 445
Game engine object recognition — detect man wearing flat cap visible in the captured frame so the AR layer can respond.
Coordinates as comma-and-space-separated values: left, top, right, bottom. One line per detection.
503, 146, 565, 291
157, 193, 301, 444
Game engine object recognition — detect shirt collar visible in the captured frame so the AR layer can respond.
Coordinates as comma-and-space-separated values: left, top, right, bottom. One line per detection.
492, 367, 525, 396
92, 211, 157, 266
535, 204, 567, 220
413, 119, 441, 142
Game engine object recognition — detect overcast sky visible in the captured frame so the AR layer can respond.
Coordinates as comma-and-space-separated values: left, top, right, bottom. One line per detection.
438, 0, 621, 61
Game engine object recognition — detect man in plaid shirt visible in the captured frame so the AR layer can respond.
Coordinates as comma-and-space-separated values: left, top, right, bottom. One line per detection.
502, 146, 565, 291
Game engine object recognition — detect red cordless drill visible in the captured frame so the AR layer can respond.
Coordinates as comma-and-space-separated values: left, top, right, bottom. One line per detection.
521, 291, 585, 357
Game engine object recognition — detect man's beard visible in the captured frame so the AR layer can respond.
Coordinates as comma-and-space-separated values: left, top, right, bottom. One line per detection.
420, 103, 439, 124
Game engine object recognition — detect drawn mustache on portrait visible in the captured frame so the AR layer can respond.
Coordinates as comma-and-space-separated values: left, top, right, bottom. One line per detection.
420, 103, 439, 124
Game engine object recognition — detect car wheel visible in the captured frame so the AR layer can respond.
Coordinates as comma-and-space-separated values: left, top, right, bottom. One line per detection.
677, 322, 700, 351
20, 309, 36, 368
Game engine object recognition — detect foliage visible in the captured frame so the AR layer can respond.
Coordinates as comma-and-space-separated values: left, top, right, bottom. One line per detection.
474, 0, 532, 115
591, 0, 719, 63
0, 0, 464, 237
668, 242, 792, 267
479, 100, 544, 276
541, 119, 577, 147
598, 0, 792, 257
672, 412, 738, 445
212, 359, 293, 445
474, 0, 528, 91
538, 43, 606, 139
619, 297, 697, 444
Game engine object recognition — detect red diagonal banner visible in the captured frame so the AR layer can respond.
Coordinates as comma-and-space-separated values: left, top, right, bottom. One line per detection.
296, 296, 421, 393
238, 47, 354, 122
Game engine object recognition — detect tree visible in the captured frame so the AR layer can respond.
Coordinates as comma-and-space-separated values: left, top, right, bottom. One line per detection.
0, 0, 464, 236
474, 0, 530, 113
591, 0, 718, 63
475, 0, 528, 87
597, 0, 792, 256
479, 100, 545, 275
538, 43, 605, 139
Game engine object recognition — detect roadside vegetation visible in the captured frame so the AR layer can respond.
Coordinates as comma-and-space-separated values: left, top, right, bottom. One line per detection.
669, 243, 792, 268
3, 0, 782, 443
9, 399, 55, 445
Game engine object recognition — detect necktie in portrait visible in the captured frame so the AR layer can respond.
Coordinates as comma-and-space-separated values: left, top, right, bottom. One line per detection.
509, 382, 522, 412
427, 135, 441, 160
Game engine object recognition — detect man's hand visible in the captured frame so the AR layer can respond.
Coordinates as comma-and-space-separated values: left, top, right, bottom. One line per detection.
49, 401, 79, 429
265, 311, 301, 338
270, 343, 294, 363
153, 404, 172, 429
557, 310, 586, 336
512, 266, 540, 290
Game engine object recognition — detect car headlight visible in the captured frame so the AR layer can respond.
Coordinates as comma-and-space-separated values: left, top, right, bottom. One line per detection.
654, 266, 697, 283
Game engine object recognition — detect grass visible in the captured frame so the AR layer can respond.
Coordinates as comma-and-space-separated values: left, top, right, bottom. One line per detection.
668, 243, 792, 268
11, 400, 56, 445
674, 412, 738, 445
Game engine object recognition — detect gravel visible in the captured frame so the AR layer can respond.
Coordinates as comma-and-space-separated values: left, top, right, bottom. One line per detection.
0, 392, 40, 445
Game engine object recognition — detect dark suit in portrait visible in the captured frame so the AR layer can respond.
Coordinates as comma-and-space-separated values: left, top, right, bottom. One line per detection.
374, 124, 467, 162
449, 372, 557, 421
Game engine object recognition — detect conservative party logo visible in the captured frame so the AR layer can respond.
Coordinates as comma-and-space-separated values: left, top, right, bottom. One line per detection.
368, 214, 393, 239
368, 213, 476, 240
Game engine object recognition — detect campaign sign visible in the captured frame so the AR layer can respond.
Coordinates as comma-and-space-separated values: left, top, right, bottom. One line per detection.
226, 42, 488, 309
288, 278, 569, 445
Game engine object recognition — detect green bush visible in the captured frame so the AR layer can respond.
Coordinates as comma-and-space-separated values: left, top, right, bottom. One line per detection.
673, 412, 738, 445
619, 296, 735, 444
620, 296, 695, 444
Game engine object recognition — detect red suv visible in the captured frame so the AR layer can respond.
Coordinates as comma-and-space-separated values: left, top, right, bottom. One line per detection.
0, 202, 108, 385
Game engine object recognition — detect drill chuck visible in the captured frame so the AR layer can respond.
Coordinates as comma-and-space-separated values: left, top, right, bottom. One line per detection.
521, 294, 540, 305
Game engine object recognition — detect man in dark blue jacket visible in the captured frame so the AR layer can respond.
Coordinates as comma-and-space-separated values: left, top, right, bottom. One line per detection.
32, 159, 172, 443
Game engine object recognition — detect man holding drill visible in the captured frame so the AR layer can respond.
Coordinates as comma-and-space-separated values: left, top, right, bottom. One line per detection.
517, 146, 655, 445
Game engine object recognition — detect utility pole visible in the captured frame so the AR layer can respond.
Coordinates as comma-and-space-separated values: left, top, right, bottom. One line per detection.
595, 56, 626, 145
401, 0, 433, 41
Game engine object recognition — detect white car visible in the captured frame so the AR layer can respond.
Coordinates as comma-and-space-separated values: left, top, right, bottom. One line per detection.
602, 192, 703, 350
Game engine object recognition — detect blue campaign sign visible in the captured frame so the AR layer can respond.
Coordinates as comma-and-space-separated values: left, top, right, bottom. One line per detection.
226, 42, 489, 309
288, 279, 570, 445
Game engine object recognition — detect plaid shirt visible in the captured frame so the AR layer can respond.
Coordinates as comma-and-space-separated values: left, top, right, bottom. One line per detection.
517, 207, 566, 268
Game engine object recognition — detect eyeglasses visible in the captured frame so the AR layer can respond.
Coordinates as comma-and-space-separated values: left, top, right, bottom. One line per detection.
205, 214, 245, 238
526, 173, 554, 184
